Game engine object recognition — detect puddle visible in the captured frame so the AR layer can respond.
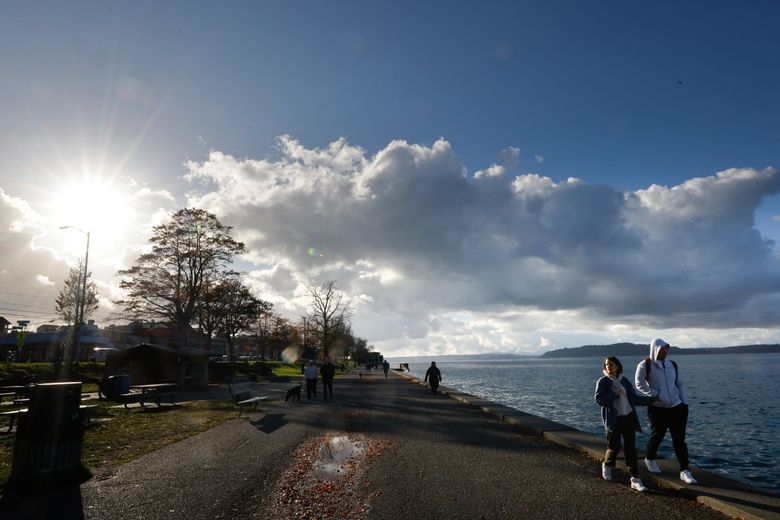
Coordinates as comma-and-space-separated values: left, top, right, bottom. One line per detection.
314, 435, 366, 481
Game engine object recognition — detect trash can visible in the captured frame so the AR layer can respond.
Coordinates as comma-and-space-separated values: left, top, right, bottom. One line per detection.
9, 382, 86, 485
103, 374, 132, 398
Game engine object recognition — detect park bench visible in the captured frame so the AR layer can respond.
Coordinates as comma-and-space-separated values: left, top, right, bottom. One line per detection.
228, 381, 269, 416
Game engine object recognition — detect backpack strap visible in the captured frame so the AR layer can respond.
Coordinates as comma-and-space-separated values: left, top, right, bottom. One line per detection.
647, 357, 679, 386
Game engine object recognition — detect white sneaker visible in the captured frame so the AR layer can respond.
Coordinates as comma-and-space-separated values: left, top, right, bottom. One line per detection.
644, 458, 661, 473
630, 477, 647, 492
601, 463, 613, 481
680, 469, 698, 484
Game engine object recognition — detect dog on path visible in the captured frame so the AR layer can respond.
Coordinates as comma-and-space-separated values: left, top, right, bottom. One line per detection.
285, 382, 302, 401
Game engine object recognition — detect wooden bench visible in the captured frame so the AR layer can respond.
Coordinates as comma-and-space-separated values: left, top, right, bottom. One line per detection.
228, 382, 269, 416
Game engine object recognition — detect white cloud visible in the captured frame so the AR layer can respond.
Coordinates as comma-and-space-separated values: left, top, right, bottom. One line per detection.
0, 189, 68, 323
5, 138, 779, 356
180, 137, 780, 354
36, 275, 54, 286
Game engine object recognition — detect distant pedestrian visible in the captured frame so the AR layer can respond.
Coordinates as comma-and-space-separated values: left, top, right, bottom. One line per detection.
382, 360, 390, 378
595, 356, 655, 492
321, 357, 336, 399
635, 338, 698, 485
424, 361, 442, 394
304, 362, 318, 399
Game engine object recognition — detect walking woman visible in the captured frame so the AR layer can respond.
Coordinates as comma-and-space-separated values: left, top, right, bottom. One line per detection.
595, 356, 655, 492
424, 361, 442, 394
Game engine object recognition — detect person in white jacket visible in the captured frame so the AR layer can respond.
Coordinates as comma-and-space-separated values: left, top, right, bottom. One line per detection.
635, 338, 698, 485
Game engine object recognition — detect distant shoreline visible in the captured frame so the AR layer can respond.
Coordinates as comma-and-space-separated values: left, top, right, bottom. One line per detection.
387, 343, 780, 361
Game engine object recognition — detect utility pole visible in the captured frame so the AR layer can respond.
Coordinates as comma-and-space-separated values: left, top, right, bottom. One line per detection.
60, 226, 91, 372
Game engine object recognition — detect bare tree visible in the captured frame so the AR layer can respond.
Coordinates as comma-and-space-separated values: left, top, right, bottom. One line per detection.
55, 261, 99, 358
116, 208, 245, 348
308, 280, 353, 358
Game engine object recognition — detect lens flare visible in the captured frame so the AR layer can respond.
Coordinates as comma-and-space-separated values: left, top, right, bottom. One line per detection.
281, 345, 301, 364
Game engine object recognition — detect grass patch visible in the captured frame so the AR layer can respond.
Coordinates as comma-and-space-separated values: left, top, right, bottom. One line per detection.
272, 363, 305, 379
0, 400, 237, 492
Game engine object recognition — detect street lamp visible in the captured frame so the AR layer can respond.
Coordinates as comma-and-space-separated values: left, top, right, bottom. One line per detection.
60, 226, 90, 365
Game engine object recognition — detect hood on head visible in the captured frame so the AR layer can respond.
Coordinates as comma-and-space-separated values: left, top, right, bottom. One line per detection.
650, 338, 670, 361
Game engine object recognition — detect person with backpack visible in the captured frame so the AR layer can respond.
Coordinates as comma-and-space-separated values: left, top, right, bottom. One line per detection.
635, 338, 698, 485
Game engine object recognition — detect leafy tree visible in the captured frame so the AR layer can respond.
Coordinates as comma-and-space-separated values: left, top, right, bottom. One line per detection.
308, 280, 353, 357
197, 276, 219, 351
212, 275, 273, 362
116, 208, 245, 348
268, 316, 297, 360
352, 338, 371, 366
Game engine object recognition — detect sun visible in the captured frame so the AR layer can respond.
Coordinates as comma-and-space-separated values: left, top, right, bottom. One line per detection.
48, 177, 136, 243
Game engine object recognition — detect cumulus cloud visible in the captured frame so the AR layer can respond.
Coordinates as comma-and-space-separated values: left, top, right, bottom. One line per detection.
180, 138, 780, 354
0, 189, 68, 323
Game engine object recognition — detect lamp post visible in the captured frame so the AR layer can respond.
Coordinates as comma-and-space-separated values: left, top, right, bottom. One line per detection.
60, 226, 90, 367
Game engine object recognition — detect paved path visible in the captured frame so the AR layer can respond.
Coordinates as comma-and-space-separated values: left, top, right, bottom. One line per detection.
0, 371, 748, 519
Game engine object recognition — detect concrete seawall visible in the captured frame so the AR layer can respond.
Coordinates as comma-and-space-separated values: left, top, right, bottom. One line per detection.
394, 369, 780, 520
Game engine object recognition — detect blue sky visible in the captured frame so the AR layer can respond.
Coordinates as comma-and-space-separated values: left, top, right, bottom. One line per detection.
1, 1, 779, 355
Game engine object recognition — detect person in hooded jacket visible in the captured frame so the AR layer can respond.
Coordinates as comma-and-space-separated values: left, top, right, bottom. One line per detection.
635, 338, 698, 485
595, 356, 656, 491
424, 361, 442, 394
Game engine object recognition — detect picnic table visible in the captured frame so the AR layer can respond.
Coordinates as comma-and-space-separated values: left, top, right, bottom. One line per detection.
1, 404, 99, 433
0, 385, 32, 399
120, 383, 178, 407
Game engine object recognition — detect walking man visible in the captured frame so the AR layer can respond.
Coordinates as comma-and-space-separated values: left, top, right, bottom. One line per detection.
304, 361, 318, 399
635, 338, 698, 485
424, 361, 442, 394
321, 356, 336, 399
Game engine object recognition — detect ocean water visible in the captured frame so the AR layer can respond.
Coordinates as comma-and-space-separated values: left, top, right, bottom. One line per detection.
402, 353, 780, 494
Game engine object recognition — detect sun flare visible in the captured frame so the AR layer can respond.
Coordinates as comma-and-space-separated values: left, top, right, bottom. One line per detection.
48, 178, 136, 242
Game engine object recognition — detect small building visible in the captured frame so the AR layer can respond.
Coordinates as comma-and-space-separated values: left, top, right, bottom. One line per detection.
104, 343, 209, 388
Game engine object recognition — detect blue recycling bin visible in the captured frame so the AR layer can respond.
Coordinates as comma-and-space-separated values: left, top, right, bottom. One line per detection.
102, 374, 132, 398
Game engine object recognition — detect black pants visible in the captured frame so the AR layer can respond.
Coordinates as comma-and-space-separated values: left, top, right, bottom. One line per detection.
305, 378, 317, 399
322, 378, 333, 399
604, 412, 639, 477
646, 404, 690, 470
428, 380, 439, 394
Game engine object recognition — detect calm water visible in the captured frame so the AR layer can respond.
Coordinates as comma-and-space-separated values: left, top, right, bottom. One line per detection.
402, 353, 780, 494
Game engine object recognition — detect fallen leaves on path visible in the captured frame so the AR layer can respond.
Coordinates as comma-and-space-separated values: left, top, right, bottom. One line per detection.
274, 432, 393, 520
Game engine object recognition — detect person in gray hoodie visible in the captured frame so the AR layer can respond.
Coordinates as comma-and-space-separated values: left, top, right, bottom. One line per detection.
635, 338, 698, 485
